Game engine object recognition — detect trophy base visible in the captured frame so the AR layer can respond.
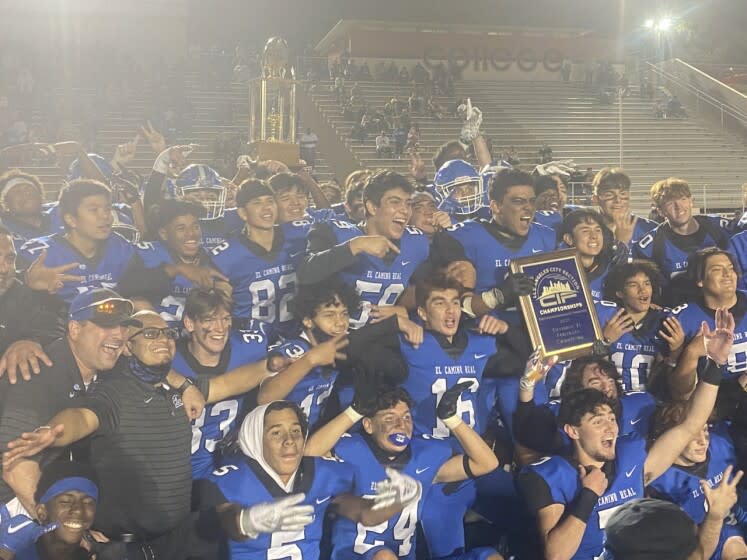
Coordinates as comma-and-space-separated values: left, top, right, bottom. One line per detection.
249, 141, 300, 167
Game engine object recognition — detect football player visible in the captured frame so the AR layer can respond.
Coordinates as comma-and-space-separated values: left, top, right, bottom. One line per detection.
210, 179, 307, 336
592, 167, 657, 246
305, 383, 501, 560
18, 180, 137, 306
633, 178, 731, 305
432, 159, 490, 221
118, 199, 229, 325
171, 287, 270, 478
518, 316, 729, 560
200, 402, 420, 559
300, 170, 429, 328
648, 402, 747, 560
0, 170, 52, 250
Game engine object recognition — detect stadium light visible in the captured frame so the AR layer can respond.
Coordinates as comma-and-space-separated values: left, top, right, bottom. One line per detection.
657, 18, 673, 31
644, 19, 655, 29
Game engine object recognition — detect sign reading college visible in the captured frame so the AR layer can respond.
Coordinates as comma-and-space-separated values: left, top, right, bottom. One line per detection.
510, 248, 602, 360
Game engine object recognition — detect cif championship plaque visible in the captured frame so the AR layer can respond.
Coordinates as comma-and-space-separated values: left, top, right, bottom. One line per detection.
248, 36, 300, 166
510, 248, 602, 360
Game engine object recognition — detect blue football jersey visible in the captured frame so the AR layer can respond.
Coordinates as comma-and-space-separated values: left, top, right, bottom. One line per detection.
208, 456, 355, 560
534, 210, 562, 230
399, 330, 495, 437
134, 240, 216, 325
328, 220, 429, 328
268, 335, 338, 430
443, 219, 556, 322
210, 222, 308, 333
1, 211, 53, 251
172, 329, 268, 479
631, 215, 658, 245
649, 423, 746, 528
673, 293, 747, 379
522, 435, 647, 560
595, 300, 669, 391
633, 215, 731, 281
330, 433, 454, 559
729, 230, 747, 292
18, 232, 135, 304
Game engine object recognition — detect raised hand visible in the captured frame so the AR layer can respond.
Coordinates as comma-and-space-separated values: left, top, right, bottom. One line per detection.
703, 308, 735, 366
658, 316, 685, 354
3, 425, 64, 471
112, 135, 139, 167
396, 315, 424, 349
459, 98, 483, 144
520, 346, 559, 391
307, 334, 349, 368
475, 315, 508, 336
603, 308, 635, 344
436, 380, 475, 428
372, 467, 422, 510
0, 340, 53, 384
25, 251, 84, 294
496, 271, 534, 307
239, 494, 314, 537
140, 121, 167, 154
702, 464, 743, 520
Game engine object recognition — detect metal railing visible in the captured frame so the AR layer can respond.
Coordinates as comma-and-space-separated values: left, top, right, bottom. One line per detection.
645, 60, 747, 131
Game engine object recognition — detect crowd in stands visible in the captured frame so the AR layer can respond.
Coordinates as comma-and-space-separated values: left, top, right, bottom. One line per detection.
2, 38, 747, 560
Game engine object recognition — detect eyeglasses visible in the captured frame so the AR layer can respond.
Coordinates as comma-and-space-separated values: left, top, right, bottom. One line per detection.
129, 327, 180, 341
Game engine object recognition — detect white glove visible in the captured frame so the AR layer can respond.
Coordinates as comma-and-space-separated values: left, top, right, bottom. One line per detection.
372, 467, 422, 511
153, 147, 173, 175
533, 159, 576, 178
459, 99, 483, 144
239, 493, 314, 538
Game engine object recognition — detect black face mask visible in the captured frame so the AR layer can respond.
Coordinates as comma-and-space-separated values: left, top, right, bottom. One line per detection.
128, 355, 171, 385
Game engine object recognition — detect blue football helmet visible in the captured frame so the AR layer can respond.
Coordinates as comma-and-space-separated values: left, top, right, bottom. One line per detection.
168, 164, 226, 220
66, 153, 114, 182
433, 159, 484, 215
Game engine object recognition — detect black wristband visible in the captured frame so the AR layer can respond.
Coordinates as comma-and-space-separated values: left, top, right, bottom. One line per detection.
569, 487, 599, 522
462, 454, 476, 479
699, 357, 725, 386
175, 377, 195, 395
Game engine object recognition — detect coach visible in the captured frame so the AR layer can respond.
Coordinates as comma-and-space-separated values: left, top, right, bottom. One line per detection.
0, 288, 138, 512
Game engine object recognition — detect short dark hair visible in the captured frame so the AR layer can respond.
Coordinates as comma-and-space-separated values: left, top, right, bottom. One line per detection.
433, 140, 466, 171
560, 356, 622, 400
264, 400, 309, 437
603, 260, 664, 304
534, 174, 559, 197
593, 167, 631, 195
269, 172, 307, 196
292, 280, 361, 322
648, 401, 689, 445
687, 247, 740, 290
184, 287, 234, 320
363, 386, 414, 419
415, 272, 464, 309
558, 388, 618, 428
363, 170, 414, 212
560, 208, 606, 240
236, 178, 274, 208
489, 168, 534, 203
58, 179, 111, 227
148, 199, 203, 233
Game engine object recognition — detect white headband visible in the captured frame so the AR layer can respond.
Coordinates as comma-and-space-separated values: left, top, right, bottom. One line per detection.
1, 177, 40, 201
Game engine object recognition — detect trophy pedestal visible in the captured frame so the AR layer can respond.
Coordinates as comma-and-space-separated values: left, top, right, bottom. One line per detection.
249, 141, 300, 167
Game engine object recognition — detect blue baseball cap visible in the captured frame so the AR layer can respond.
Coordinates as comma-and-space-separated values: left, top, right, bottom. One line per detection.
68, 288, 142, 328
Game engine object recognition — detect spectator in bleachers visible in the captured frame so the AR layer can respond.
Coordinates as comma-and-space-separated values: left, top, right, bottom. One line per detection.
299, 128, 319, 168
393, 121, 408, 157
375, 131, 393, 158
398, 65, 410, 85
539, 142, 553, 163
359, 61, 372, 80
406, 123, 420, 153
425, 95, 445, 120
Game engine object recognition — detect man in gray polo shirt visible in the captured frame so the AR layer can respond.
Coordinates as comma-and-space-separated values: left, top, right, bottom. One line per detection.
3, 310, 270, 559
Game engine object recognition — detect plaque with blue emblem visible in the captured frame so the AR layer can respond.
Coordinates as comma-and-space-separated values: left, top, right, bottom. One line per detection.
510, 248, 602, 360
